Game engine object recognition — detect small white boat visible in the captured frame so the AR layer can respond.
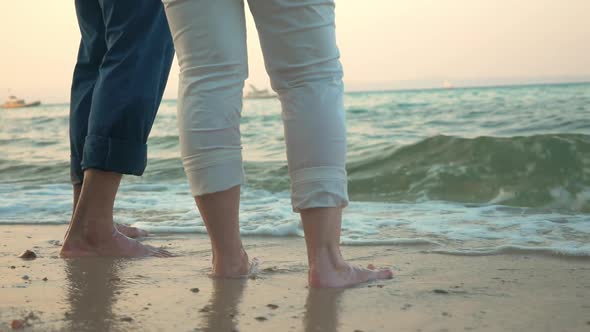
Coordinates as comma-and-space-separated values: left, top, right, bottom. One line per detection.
442, 80, 454, 89
244, 84, 276, 99
1, 95, 41, 109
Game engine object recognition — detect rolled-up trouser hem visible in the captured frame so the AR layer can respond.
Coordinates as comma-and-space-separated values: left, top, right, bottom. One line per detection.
290, 166, 349, 213
70, 156, 84, 185
185, 158, 245, 197
79, 135, 148, 178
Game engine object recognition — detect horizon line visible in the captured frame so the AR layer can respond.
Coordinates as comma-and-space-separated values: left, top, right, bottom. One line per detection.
30, 80, 590, 105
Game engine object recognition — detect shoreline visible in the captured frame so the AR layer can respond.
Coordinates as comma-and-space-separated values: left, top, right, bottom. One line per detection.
1, 225, 589, 331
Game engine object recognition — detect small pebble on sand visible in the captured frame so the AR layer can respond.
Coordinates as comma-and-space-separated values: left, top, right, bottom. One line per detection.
10, 266, 16, 269
120, 316, 133, 322
255, 316, 267, 321
267, 304, 279, 310
42, 277, 48, 281
433, 289, 449, 294
22, 275, 29, 280
18, 250, 37, 260
11, 319, 25, 329
190, 288, 200, 293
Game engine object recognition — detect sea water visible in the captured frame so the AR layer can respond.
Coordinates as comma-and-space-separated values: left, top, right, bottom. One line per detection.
1, 83, 589, 256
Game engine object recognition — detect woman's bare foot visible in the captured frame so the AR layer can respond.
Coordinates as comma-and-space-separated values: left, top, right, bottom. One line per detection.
60, 228, 172, 258
309, 261, 393, 288
115, 223, 148, 238
301, 207, 394, 288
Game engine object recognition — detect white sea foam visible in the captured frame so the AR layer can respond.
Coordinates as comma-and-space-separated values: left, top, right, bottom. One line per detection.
1, 182, 589, 257
428, 245, 590, 257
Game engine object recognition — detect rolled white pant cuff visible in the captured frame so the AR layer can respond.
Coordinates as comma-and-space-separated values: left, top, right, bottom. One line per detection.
290, 166, 349, 212
185, 159, 244, 196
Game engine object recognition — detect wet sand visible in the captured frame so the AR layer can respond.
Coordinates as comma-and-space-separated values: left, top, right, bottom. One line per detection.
1, 225, 589, 331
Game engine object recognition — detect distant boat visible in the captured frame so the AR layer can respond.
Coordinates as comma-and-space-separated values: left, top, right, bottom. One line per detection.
244, 84, 276, 99
1, 95, 41, 109
442, 80, 454, 89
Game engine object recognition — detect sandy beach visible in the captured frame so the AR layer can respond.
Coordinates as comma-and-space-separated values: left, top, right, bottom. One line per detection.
0, 225, 588, 331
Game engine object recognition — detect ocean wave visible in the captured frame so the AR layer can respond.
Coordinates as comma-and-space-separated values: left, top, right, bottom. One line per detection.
2, 133, 589, 212
347, 134, 590, 212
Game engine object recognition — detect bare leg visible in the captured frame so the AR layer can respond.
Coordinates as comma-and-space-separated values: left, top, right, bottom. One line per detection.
194, 185, 250, 277
72, 183, 147, 238
61, 169, 171, 258
73, 183, 82, 211
302, 207, 393, 288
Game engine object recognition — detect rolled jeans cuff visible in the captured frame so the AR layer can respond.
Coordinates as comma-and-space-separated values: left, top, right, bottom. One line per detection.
80, 135, 148, 176
70, 155, 84, 185
290, 166, 349, 213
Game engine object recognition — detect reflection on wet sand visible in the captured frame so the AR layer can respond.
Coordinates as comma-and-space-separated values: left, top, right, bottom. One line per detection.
304, 288, 345, 332
63, 257, 344, 332
198, 278, 246, 331
63, 258, 125, 331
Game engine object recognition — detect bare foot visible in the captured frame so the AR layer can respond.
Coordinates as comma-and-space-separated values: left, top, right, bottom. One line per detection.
115, 223, 148, 238
309, 262, 393, 288
60, 229, 172, 258
210, 250, 258, 278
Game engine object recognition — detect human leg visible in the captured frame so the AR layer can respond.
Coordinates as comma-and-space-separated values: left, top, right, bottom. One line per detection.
61, 169, 171, 257
67, 0, 155, 238
62, 0, 174, 256
163, 0, 250, 275
195, 186, 250, 277
69, 0, 104, 215
249, 0, 392, 287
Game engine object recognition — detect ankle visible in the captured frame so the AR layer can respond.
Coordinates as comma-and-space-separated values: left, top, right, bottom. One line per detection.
307, 244, 345, 271
65, 218, 116, 245
211, 248, 249, 277
213, 246, 247, 263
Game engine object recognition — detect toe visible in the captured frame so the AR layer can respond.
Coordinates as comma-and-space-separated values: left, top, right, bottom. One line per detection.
377, 268, 394, 279
157, 247, 175, 257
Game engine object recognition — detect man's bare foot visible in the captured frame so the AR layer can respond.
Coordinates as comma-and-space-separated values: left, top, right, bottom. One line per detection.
210, 250, 257, 278
60, 229, 172, 258
115, 223, 148, 238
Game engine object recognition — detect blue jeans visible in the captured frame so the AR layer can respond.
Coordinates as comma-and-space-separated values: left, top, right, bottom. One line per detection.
69, 0, 174, 184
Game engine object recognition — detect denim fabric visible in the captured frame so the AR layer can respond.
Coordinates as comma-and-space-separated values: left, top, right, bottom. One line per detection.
70, 0, 174, 184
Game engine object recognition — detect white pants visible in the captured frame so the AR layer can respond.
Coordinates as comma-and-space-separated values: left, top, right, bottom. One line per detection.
163, 0, 348, 212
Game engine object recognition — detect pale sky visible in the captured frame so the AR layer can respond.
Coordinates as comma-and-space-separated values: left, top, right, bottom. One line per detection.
1, 0, 589, 103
